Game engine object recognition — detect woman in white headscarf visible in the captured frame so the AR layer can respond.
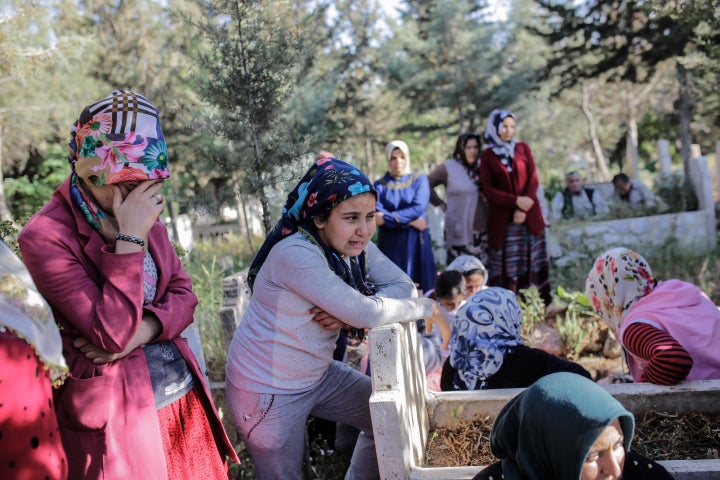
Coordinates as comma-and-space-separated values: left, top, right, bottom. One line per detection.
374, 140, 437, 294
0, 240, 68, 479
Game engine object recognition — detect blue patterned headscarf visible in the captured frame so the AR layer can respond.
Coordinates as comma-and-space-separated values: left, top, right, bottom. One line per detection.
247, 157, 377, 292
490, 372, 634, 480
482, 109, 516, 173
449, 287, 523, 390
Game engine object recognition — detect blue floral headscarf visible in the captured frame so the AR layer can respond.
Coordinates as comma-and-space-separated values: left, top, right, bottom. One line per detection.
247, 157, 377, 292
482, 109, 516, 173
449, 287, 522, 390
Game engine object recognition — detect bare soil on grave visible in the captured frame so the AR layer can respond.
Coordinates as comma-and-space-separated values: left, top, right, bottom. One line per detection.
425, 408, 720, 468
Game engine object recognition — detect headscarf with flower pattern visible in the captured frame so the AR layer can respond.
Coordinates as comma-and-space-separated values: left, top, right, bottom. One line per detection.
69, 90, 169, 185
67, 90, 170, 233
449, 287, 523, 390
0, 241, 68, 386
247, 157, 377, 293
482, 109, 516, 173
585, 247, 657, 334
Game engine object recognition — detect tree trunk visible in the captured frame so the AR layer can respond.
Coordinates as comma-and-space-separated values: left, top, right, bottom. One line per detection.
580, 84, 611, 182
363, 116, 373, 175
625, 82, 640, 178
0, 123, 15, 222
676, 61, 693, 180
237, 194, 255, 252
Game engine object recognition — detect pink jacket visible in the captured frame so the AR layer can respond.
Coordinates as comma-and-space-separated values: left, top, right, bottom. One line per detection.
620, 279, 720, 382
19, 177, 238, 480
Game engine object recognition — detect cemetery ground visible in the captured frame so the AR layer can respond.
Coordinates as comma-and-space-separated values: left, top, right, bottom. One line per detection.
183, 234, 720, 479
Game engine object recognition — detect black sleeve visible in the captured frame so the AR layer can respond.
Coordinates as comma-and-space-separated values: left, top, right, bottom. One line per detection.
472, 461, 503, 480
623, 451, 675, 480
440, 356, 466, 391
484, 345, 591, 389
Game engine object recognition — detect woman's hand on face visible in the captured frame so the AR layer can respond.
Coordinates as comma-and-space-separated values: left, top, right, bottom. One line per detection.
308, 306, 347, 331
409, 217, 427, 231
73, 336, 132, 364
426, 302, 451, 350
513, 209, 527, 225
516, 196, 534, 212
112, 180, 165, 240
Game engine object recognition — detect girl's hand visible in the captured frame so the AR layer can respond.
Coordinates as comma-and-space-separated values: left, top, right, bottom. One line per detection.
308, 306, 347, 331
513, 209, 527, 224
425, 302, 451, 350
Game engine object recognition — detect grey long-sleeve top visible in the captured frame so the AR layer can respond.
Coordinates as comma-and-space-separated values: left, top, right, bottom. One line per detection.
225, 233, 434, 393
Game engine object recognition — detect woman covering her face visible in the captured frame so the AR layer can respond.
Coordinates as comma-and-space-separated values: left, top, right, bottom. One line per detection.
18, 90, 239, 480
227, 157, 449, 479
586, 247, 720, 384
473, 372, 673, 480
480, 110, 551, 305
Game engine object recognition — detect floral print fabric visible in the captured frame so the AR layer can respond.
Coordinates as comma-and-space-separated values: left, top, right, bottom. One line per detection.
69, 90, 169, 185
0, 241, 67, 386
449, 287, 522, 390
585, 247, 656, 333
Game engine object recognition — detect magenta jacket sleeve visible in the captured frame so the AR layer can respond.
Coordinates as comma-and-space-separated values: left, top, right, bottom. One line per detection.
19, 200, 196, 353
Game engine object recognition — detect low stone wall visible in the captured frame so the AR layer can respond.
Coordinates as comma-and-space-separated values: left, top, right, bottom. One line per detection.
549, 156, 716, 267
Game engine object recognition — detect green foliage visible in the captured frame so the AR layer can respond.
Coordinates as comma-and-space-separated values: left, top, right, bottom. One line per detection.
517, 286, 546, 341
553, 287, 597, 359
4, 145, 68, 220
652, 170, 698, 213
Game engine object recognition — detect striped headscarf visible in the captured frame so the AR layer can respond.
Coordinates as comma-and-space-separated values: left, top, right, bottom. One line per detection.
69, 90, 169, 186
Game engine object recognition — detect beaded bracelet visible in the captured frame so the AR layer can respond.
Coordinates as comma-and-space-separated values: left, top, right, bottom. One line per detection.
115, 233, 145, 247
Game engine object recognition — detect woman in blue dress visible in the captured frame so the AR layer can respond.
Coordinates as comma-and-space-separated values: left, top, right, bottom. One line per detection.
374, 140, 437, 294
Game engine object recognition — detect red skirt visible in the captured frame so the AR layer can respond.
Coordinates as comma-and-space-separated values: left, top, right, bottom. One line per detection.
157, 386, 230, 480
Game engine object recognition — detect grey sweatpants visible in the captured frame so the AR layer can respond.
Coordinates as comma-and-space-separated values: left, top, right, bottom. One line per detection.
226, 360, 379, 480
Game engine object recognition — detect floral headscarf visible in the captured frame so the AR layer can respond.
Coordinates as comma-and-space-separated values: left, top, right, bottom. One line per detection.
385, 140, 411, 176
247, 157, 377, 292
490, 372, 634, 480
0, 241, 67, 386
482, 109, 516, 173
69, 90, 169, 186
585, 247, 657, 333
449, 287, 522, 390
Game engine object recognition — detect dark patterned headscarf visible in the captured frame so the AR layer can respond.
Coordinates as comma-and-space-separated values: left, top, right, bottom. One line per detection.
247, 157, 377, 292
452, 132, 483, 187
483, 109, 516, 173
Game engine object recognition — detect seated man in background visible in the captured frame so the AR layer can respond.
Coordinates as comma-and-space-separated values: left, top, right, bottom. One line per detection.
610, 173, 663, 209
550, 171, 608, 223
